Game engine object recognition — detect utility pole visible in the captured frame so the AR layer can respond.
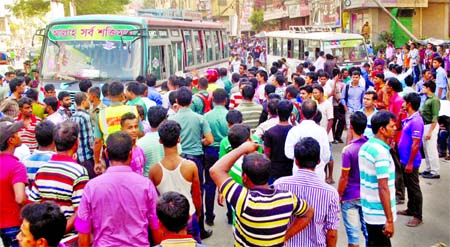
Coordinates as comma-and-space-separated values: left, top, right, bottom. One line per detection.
236, 0, 240, 38
371, 0, 419, 41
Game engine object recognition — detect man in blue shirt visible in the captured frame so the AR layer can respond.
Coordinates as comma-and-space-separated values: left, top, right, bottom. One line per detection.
432, 56, 448, 99
397, 93, 424, 227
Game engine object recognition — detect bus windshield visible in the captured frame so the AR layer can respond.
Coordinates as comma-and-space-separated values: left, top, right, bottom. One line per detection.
323, 39, 367, 63
41, 24, 142, 81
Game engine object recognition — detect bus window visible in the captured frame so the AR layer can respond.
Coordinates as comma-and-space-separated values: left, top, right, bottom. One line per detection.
173, 42, 183, 72
306, 40, 320, 60
193, 30, 204, 64
182, 30, 194, 67
219, 31, 226, 59
167, 44, 174, 75
281, 39, 288, 58
205, 30, 213, 62
274, 38, 281, 56
287, 39, 293, 58
149, 46, 165, 80
293, 39, 300, 59
213, 31, 220, 60
299, 40, 305, 59
267, 37, 272, 54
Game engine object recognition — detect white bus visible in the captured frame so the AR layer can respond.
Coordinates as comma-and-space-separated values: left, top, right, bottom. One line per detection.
265, 26, 368, 74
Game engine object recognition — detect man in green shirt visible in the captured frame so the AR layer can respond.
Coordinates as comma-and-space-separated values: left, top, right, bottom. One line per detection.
125, 81, 147, 120
235, 85, 263, 132
203, 88, 229, 226
420, 81, 441, 179
191, 77, 210, 115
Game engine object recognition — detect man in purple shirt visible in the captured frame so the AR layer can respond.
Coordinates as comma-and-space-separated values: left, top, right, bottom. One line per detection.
337, 111, 368, 247
397, 93, 424, 227
75, 132, 161, 247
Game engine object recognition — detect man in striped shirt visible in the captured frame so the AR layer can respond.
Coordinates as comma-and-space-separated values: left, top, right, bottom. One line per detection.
29, 121, 89, 233
275, 137, 339, 247
210, 141, 313, 247
235, 85, 263, 132
16, 97, 41, 152
358, 110, 397, 247
71, 92, 95, 179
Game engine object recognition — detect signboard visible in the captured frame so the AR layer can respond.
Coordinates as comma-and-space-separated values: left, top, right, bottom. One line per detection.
263, 4, 288, 21
323, 39, 362, 48
137, 9, 203, 21
344, 0, 427, 9
48, 24, 138, 41
309, 0, 341, 26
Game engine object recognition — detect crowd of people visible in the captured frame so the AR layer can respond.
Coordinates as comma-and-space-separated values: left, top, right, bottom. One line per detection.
0, 40, 449, 247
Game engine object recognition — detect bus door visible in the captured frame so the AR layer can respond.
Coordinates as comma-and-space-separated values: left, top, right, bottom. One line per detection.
149, 43, 170, 80
172, 42, 183, 74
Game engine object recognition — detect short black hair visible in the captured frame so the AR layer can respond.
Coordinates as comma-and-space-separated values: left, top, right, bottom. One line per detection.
371, 110, 396, 135
433, 56, 443, 64
219, 68, 228, 77
364, 91, 378, 101
168, 90, 177, 106
242, 153, 271, 185
18, 97, 32, 108
313, 85, 324, 94
423, 81, 436, 93
278, 100, 293, 121
300, 85, 313, 94
25, 89, 38, 101
21, 202, 66, 246
146, 74, 157, 87
240, 64, 247, 70
43, 97, 58, 112
403, 92, 421, 111
101, 83, 110, 97
9, 77, 24, 93
386, 77, 403, 92
231, 73, 240, 83
306, 72, 317, 81
270, 66, 278, 75
294, 77, 305, 88
275, 74, 285, 86
158, 120, 181, 147
249, 78, 258, 89
106, 131, 133, 162
53, 121, 79, 152
256, 70, 268, 81
285, 85, 299, 99
264, 84, 276, 95
267, 98, 279, 115
79, 79, 92, 93
120, 112, 137, 127
176, 87, 192, 106
213, 88, 227, 104
404, 75, 414, 87
57, 91, 70, 101
35, 120, 55, 147
241, 85, 255, 100
74, 92, 87, 106
375, 73, 385, 81
157, 192, 190, 233
138, 83, 148, 96
301, 99, 317, 119
198, 77, 209, 89
228, 124, 250, 149
44, 84, 55, 93
351, 70, 361, 76
88, 86, 101, 98
135, 75, 145, 83
109, 82, 124, 97
294, 137, 320, 169
148, 106, 167, 128
318, 71, 329, 79
24, 76, 32, 86
126, 81, 141, 95
226, 110, 243, 125
350, 111, 367, 136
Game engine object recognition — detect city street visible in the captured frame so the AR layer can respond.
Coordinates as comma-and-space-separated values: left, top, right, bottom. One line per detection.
203, 139, 450, 247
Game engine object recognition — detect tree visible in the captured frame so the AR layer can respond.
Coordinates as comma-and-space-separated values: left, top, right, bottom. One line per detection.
248, 9, 264, 33
8, 0, 131, 18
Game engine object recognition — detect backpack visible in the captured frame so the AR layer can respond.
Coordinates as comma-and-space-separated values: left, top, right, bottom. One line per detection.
196, 93, 213, 113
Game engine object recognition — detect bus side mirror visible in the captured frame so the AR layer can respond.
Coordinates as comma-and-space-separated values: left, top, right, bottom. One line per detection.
32, 28, 45, 47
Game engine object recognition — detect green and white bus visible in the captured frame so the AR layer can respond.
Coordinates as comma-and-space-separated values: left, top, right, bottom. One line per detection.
265, 26, 368, 74
37, 13, 229, 91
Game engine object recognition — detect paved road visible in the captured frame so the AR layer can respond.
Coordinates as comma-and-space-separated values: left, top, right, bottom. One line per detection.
203, 140, 450, 247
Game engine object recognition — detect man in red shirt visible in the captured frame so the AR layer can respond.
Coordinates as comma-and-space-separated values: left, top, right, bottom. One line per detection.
15, 97, 41, 152
0, 120, 28, 247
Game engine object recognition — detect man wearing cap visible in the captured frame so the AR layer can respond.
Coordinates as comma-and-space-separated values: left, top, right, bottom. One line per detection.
0, 120, 28, 247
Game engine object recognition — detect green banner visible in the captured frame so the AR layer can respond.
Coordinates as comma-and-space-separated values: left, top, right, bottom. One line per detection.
324, 40, 361, 48
48, 24, 138, 41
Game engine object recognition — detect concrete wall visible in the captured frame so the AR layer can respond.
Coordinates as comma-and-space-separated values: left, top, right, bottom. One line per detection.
420, 2, 449, 39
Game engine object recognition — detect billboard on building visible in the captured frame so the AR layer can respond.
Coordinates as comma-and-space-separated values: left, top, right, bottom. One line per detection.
309, 0, 341, 26
344, 0, 427, 9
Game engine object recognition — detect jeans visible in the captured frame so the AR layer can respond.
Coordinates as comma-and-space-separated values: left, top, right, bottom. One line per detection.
438, 130, 450, 155
203, 146, 219, 223
390, 147, 405, 201
341, 200, 368, 246
181, 153, 206, 232
187, 214, 201, 243
366, 224, 391, 247
332, 105, 345, 140
0, 226, 20, 247
423, 124, 440, 174
402, 166, 423, 220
